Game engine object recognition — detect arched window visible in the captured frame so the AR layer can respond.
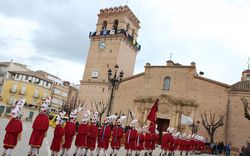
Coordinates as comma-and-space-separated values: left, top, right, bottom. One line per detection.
113, 19, 118, 31
102, 20, 107, 30
163, 77, 171, 90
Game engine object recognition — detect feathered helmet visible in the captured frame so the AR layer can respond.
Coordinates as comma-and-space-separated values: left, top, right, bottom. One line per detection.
12, 99, 25, 118
174, 132, 181, 138
103, 116, 110, 124
142, 125, 149, 133
91, 111, 99, 124
82, 110, 91, 123
130, 119, 138, 128
117, 115, 127, 127
56, 111, 66, 125
70, 107, 83, 121
108, 115, 118, 124
41, 97, 52, 113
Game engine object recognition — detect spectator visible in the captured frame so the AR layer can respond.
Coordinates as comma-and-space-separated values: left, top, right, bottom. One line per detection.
242, 142, 250, 156
225, 143, 231, 156
240, 145, 245, 156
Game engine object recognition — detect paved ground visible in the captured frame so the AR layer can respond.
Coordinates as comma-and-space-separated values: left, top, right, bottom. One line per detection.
0, 118, 215, 156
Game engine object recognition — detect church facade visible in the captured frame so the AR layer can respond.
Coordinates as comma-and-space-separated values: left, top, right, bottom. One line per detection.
78, 5, 250, 149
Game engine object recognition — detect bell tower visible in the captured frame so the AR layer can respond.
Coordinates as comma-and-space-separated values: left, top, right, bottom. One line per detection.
78, 5, 141, 110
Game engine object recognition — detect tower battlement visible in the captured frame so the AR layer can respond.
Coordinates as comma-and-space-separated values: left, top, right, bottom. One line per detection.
98, 5, 140, 29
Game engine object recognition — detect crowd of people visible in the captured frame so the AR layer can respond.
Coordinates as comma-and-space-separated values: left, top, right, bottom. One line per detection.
1, 98, 206, 156
210, 142, 231, 156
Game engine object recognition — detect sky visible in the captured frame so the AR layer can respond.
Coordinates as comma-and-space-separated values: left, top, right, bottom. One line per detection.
0, 0, 250, 85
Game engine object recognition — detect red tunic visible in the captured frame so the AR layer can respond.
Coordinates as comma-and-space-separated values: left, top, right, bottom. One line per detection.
111, 126, 123, 149
125, 129, 137, 150
62, 121, 76, 149
29, 113, 49, 148
50, 125, 65, 152
98, 124, 111, 149
144, 133, 153, 150
161, 133, 168, 150
150, 133, 158, 150
3, 118, 22, 149
135, 133, 144, 151
87, 124, 98, 150
75, 124, 89, 148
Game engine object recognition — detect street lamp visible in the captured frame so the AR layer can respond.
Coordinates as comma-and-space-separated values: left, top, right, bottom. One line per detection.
106, 64, 124, 116
189, 120, 200, 134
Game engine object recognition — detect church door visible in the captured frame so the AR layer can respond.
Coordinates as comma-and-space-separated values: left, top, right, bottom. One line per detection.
157, 118, 170, 144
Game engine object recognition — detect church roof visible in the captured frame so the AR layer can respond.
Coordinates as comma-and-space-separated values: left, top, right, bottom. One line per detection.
242, 69, 250, 74
230, 80, 250, 92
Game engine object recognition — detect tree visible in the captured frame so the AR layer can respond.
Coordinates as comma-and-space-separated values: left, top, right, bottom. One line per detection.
201, 112, 224, 143
91, 99, 108, 126
61, 98, 85, 117
241, 97, 250, 120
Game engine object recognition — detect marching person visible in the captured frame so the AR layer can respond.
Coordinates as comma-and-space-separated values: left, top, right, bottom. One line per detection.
144, 125, 153, 156
61, 107, 82, 156
87, 112, 99, 156
50, 112, 66, 156
28, 97, 51, 156
110, 116, 127, 156
1, 99, 24, 156
135, 127, 145, 156
97, 116, 112, 156
125, 119, 138, 156
73, 110, 90, 156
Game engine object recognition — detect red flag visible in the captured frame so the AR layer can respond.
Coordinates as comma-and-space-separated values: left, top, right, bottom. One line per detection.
149, 121, 156, 134
147, 99, 159, 123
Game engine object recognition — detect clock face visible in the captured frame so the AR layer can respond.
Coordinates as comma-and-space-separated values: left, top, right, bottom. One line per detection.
99, 42, 106, 50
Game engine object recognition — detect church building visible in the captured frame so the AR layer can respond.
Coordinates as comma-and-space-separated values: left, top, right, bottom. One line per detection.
78, 5, 250, 149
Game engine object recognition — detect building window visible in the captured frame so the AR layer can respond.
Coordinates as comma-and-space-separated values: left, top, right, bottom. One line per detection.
20, 85, 26, 95
102, 20, 107, 30
34, 89, 39, 98
11, 84, 17, 93
5, 106, 11, 116
247, 75, 250, 80
126, 23, 130, 32
113, 19, 118, 31
92, 70, 99, 78
163, 77, 171, 90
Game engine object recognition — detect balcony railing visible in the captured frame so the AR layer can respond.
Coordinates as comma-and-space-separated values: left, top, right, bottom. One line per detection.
19, 90, 26, 95
9, 88, 17, 93
89, 28, 141, 51
24, 103, 37, 110
33, 94, 40, 99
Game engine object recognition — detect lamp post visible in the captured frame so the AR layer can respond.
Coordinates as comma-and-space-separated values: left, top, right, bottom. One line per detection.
189, 120, 200, 134
106, 64, 124, 116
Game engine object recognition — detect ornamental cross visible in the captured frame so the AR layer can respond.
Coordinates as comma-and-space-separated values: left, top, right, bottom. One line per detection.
248, 57, 250, 69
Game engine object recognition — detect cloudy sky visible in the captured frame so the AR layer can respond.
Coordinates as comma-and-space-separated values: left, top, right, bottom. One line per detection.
0, 0, 249, 84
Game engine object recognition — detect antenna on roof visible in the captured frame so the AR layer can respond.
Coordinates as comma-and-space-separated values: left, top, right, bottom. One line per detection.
247, 57, 250, 70
170, 52, 173, 61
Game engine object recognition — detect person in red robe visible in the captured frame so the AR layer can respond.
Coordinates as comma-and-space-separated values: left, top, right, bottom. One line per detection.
61, 107, 82, 156
87, 112, 99, 156
2, 100, 24, 156
50, 111, 65, 156
73, 110, 90, 156
28, 98, 51, 156
110, 115, 126, 156
125, 119, 138, 156
135, 127, 145, 156
144, 125, 153, 156
97, 116, 112, 156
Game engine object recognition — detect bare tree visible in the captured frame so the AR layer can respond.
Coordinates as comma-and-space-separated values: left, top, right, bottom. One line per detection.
61, 98, 85, 116
92, 99, 108, 126
241, 97, 250, 120
201, 112, 224, 143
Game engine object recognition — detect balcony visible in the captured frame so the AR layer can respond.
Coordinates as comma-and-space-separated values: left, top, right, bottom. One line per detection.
9, 88, 17, 93
24, 103, 37, 110
19, 90, 26, 95
89, 28, 141, 51
33, 94, 40, 99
